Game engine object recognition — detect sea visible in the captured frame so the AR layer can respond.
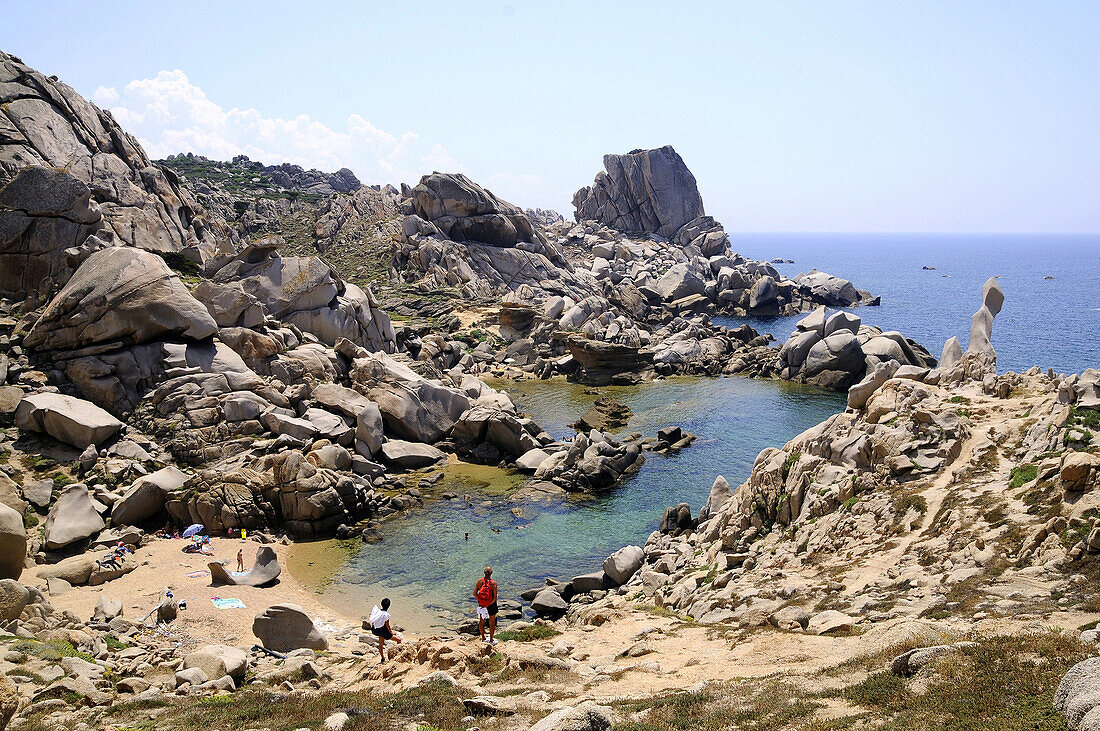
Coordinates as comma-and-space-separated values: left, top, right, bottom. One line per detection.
308, 234, 1100, 624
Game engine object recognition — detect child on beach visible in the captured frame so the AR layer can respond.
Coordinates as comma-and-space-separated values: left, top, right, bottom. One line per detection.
368, 598, 402, 663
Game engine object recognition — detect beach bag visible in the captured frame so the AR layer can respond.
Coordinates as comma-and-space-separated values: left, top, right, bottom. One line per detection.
476, 580, 494, 606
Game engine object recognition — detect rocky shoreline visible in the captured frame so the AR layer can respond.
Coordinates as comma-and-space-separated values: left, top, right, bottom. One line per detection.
2, 46, 1100, 731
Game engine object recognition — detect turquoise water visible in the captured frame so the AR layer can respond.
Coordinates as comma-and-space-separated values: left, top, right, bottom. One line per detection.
335, 376, 844, 618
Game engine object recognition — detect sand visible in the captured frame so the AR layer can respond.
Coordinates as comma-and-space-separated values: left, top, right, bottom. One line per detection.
37, 536, 364, 647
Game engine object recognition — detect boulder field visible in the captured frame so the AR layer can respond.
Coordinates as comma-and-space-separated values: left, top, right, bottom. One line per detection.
1, 46, 1098, 731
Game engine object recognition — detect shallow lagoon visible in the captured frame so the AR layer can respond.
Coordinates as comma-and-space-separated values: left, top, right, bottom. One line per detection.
292, 375, 844, 627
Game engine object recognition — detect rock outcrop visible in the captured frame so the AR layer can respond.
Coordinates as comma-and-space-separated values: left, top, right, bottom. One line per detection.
24, 246, 218, 351
939, 277, 1006, 389
410, 173, 542, 249
209, 546, 281, 587
208, 238, 394, 351
776, 306, 936, 390
1056, 657, 1100, 731
42, 484, 106, 550
395, 172, 592, 300
0, 166, 105, 299
572, 146, 705, 239
15, 392, 124, 448
110, 466, 188, 526
0, 50, 232, 289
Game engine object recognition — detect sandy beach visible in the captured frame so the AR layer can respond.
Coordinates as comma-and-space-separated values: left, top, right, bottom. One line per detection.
36, 536, 366, 648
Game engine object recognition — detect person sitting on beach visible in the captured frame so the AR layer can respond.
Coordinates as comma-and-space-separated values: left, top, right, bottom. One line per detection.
475, 566, 499, 646
368, 598, 402, 663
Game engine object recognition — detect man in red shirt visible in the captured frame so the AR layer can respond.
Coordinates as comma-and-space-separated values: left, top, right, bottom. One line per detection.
474, 566, 499, 646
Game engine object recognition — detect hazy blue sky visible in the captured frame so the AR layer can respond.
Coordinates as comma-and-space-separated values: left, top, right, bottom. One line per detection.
3, 1, 1098, 232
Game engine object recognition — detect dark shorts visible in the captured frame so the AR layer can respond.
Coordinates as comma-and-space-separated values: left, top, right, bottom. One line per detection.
485, 601, 498, 617
371, 625, 393, 640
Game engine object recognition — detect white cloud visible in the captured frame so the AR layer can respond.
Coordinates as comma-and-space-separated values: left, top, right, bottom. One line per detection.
91, 70, 458, 187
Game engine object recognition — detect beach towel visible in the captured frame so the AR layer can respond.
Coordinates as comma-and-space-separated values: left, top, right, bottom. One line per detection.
185, 570, 209, 579
211, 598, 246, 609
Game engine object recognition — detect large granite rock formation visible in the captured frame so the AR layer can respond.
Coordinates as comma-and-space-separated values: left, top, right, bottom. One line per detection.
110, 466, 189, 526
0, 50, 232, 284
209, 546, 281, 587
566, 336, 655, 385
410, 173, 541, 248
252, 603, 328, 652
967, 277, 1004, 357
776, 307, 936, 390
572, 146, 705, 238
208, 239, 394, 351
939, 276, 1005, 388
43, 484, 105, 550
395, 173, 591, 300
15, 392, 124, 448
24, 246, 218, 351
350, 351, 471, 443
0, 167, 105, 299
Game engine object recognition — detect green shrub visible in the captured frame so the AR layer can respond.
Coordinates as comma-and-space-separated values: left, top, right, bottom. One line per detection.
496, 624, 560, 642
104, 636, 130, 651
782, 451, 802, 480
1009, 464, 1039, 488
25, 454, 57, 471
1068, 406, 1100, 429
893, 493, 928, 516
843, 671, 907, 707
51, 471, 74, 488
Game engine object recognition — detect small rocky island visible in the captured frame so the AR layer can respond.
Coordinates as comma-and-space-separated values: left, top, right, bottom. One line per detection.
0, 47, 1098, 731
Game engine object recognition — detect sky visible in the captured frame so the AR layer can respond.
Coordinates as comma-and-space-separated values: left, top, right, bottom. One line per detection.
2, 1, 1099, 233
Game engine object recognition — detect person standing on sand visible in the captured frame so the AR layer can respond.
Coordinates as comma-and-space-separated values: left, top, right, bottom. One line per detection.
236, 549, 244, 572
475, 566, 499, 645
369, 598, 402, 663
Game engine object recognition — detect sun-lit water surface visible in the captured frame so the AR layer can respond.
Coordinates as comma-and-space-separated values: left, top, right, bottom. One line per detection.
308, 376, 843, 621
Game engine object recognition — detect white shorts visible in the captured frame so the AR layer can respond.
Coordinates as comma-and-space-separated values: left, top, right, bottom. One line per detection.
477, 606, 489, 619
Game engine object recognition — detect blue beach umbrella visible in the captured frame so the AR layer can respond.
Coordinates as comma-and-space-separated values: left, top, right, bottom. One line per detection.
182, 524, 204, 539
